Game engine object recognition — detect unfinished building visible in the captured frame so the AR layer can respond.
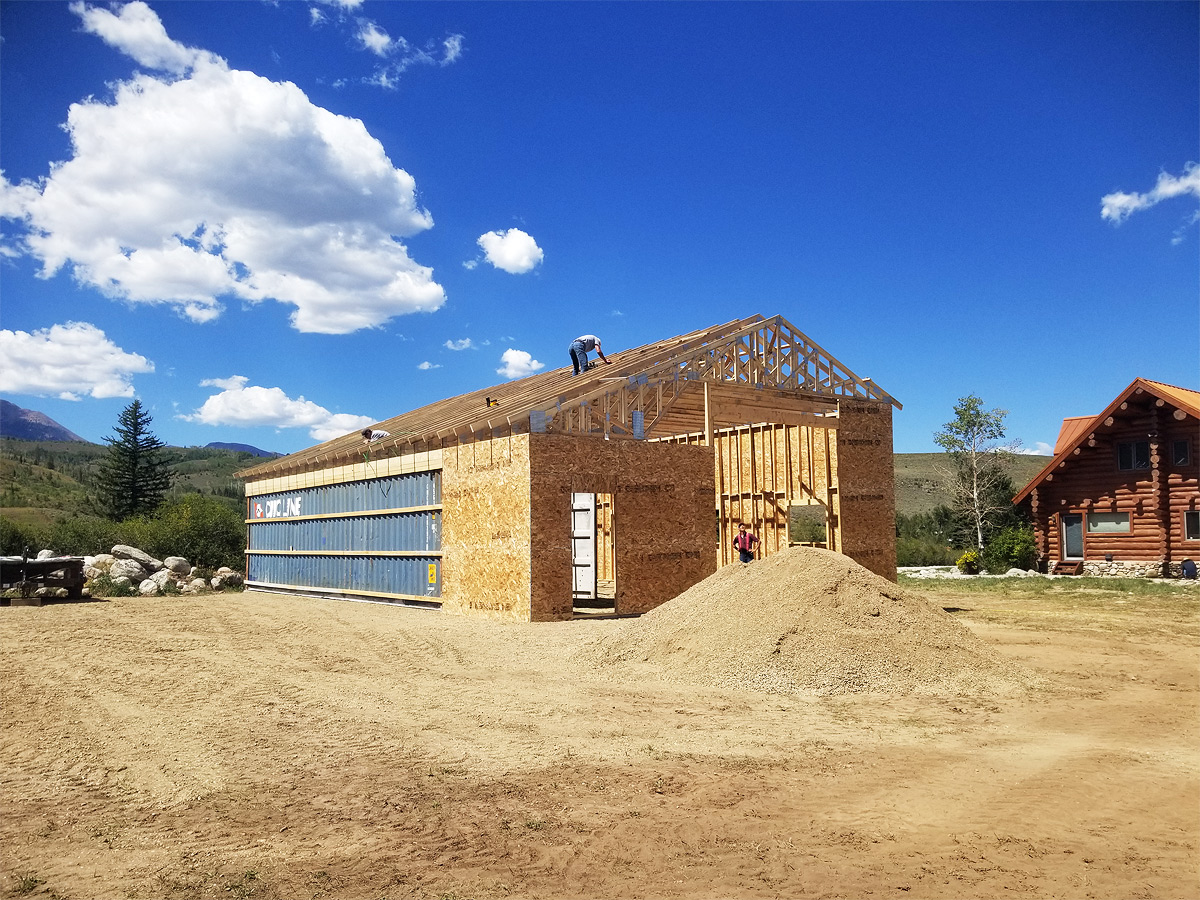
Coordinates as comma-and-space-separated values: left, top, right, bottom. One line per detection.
236, 314, 901, 621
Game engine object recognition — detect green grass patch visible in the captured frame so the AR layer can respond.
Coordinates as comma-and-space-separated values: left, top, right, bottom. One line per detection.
900, 574, 1199, 599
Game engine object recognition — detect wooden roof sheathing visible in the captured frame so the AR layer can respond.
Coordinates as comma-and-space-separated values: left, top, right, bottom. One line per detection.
238, 313, 899, 481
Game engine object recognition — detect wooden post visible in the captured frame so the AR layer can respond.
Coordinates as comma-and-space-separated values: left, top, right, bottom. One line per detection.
703, 381, 712, 447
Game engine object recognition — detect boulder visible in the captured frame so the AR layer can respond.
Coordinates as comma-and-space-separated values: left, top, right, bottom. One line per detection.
111, 558, 147, 582
138, 578, 159, 596
149, 569, 174, 590
211, 569, 244, 589
36, 549, 58, 560
111, 545, 162, 572
164, 556, 191, 575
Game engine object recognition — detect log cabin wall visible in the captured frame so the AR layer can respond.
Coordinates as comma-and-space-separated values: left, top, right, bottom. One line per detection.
1026, 398, 1199, 575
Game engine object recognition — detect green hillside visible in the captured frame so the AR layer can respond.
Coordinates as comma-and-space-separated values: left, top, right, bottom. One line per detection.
2, 438, 1051, 526
1, 438, 254, 527
893, 452, 1049, 516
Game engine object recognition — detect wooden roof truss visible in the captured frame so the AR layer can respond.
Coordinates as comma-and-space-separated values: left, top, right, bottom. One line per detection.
530, 314, 898, 441
238, 313, 899, 480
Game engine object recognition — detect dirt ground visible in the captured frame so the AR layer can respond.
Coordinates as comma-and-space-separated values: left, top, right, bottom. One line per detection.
2, 573, 1197, 899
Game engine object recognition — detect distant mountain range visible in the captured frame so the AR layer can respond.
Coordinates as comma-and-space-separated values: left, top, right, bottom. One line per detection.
205, 442, 281, 458
0, 400, 279, 457
0, 400, 87, 443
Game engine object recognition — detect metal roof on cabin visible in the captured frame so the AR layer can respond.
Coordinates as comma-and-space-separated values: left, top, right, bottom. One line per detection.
1053, 416, 1095, 456
1013, 377, 1200, 504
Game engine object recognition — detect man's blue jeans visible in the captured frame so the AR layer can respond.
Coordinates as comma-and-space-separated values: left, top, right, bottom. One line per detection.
569, 340, 588, 375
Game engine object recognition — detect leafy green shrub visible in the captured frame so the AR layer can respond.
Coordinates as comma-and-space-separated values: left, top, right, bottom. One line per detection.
87, 573, 138, 598
0, 516, 45, 556
45, 515, 123, 557
896, 536, 959, 567
956, 549, 981, 575
982, 526, 1038, 574
125, 495, 244, 569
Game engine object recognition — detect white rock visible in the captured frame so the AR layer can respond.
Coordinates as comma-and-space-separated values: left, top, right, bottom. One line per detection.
164, 557, 191, 575
138, 578, 159, 596
111, 545, 162, 572
110, 558, 147, 582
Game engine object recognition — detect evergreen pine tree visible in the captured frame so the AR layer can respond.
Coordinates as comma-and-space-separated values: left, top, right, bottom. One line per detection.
96, 400, 173, 520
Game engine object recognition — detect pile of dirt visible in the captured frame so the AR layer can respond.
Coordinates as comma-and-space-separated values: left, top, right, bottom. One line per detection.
578, 546, 1036, 696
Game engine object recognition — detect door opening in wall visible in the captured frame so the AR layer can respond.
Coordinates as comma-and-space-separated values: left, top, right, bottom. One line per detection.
571, 492, 616, 615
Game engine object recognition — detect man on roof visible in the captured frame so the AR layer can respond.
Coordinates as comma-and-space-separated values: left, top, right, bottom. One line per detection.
568, 334, 610, 376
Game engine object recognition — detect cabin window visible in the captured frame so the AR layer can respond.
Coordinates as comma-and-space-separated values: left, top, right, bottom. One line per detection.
1186, 511, 1200, 541
1173, 440, 1191, 467
1086, 512, 1131, 534
1117, 441, 1150, 471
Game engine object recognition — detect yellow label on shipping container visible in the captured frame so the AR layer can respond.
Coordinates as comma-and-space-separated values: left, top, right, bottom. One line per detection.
428, 563, 437, 584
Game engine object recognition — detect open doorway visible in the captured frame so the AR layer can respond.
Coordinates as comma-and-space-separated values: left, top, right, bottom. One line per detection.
571, 492, 616, 614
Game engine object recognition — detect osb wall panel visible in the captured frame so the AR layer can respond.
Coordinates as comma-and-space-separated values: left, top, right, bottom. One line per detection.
440, 435, 533, 621
528, 435, 716, 620
834, 400, 897, 580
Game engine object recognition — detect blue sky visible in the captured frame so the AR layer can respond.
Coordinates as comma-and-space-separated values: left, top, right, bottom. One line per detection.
2, 1, 1197, 456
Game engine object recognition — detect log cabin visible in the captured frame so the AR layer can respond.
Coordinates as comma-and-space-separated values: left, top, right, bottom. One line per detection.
236, 314, 902, 620
1013, 378, 1200, 577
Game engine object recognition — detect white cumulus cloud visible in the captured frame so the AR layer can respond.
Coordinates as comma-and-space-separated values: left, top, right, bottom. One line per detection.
0, 321, 154, 400
476, 228, 544, 274
496, 348, 544, 379
69, 0, 218, 74
1101, 163, 1200, 225
0, 2, 445, 335
356, 20, 397, 56
444, 338, 473, 351
183, 376, 374, 441
417, 361, 440, 370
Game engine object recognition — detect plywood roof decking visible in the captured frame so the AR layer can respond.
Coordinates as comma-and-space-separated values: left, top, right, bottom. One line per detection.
238, 313, 900, 481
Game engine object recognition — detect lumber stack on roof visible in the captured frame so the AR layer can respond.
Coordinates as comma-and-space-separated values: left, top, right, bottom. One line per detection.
237, 314, 899, 481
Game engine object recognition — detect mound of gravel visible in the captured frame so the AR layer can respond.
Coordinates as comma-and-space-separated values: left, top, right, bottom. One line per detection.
578, 546, 1036, 696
